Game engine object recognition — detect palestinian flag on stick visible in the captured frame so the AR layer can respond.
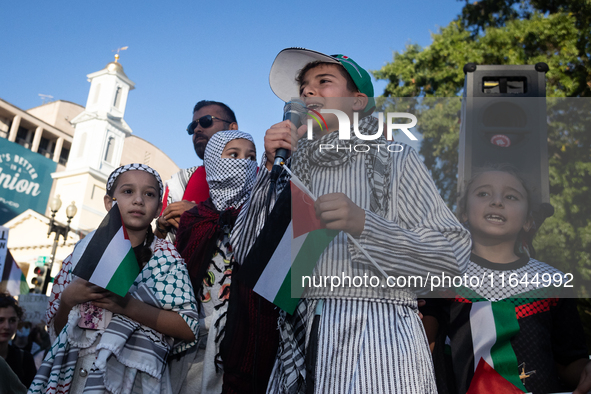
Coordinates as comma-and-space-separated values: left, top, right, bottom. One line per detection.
239, 178, 338, 314
1, 250, 29, 296
72, 203, 139, 297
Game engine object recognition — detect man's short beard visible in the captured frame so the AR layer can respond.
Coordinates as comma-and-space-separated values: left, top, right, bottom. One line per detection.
195, 146, 205, 160
194, 140, 207, 160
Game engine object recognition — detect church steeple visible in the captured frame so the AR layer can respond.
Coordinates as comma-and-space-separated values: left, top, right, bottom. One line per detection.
85, 52, 135, 119
66, 53, 135, 176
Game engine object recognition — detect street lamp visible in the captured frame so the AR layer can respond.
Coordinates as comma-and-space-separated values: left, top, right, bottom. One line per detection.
43, 195, 77, 294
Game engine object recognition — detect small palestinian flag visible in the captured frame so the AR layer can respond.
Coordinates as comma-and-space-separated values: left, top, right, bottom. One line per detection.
239, 178, 338, 314
1, 250, 29, 296
72, 203, 139, 297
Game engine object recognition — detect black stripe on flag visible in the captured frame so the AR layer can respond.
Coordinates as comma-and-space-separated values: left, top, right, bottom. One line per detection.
1, 250, 15, 282
449, 301, 476, 394
237, 185, 292, 288
73, 204, 124, 280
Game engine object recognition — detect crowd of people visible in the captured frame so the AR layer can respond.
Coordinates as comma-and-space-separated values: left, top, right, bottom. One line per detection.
1, 47, 590, 394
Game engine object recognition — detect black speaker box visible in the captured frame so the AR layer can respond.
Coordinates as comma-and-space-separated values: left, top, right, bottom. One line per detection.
459, 63, 553, 226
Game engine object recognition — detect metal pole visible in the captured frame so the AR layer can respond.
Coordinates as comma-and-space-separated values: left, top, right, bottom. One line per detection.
42, 230, 60, 294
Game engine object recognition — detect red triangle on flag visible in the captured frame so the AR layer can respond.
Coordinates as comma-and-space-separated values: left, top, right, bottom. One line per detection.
291, 181, 325, 239
467, 358, 525, 394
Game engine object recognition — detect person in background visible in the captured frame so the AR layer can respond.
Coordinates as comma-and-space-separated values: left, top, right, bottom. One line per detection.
0, 356, 27, 394
28, 324, 51, 369
0, 292, 36, 388
422, 166, 591, 393
12, 321, 32, 352
156, 100, 239, 242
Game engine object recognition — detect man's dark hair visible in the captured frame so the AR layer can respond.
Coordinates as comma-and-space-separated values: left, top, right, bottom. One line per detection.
0, 292, 23, 320
296, 61, 359, 95
193, 100, 237, 123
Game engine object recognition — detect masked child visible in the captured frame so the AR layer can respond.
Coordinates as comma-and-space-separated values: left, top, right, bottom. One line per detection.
174, 131, 257, 394
0, 293, 36, 388
29, 164, 200, 394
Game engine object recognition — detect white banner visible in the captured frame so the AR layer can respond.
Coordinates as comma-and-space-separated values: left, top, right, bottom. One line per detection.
17, 293, 49, 325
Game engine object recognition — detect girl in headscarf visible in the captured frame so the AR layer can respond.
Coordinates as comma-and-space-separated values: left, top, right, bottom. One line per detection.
174, 130, 257, 394
29, 164, 200, 394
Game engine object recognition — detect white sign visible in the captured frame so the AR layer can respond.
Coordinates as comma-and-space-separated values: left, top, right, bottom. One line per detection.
17, 293, 49, 325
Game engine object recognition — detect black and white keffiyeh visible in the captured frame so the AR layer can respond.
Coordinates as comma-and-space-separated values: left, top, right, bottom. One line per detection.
204, 130, 257, 211
107, 163, 164, 198
291, 115, 392, 217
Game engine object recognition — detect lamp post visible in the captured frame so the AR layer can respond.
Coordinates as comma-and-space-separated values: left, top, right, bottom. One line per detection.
43, 195, 77, 294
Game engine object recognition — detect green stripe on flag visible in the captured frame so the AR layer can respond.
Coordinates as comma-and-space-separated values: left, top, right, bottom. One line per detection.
274, 267, 298, 314
20, 273, 29, 295
105, 248, 139, 297
272, 228, 338, 315
490, 301, 527, 392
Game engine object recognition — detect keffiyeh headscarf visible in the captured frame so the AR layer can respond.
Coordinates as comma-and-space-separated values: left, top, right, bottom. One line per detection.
176, 130, 257, 294
107, 163, 164, 198
204, 131, 257, 211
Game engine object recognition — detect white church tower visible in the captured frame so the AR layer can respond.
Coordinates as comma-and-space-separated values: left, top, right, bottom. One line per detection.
67, 54, 135, 173
51, 54, 135, 231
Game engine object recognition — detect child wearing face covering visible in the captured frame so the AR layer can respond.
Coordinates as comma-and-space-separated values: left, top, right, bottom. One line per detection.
174, 130, 257, 394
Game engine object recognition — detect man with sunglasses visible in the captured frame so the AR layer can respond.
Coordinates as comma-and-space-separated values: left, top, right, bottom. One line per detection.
156, 100, 238, 241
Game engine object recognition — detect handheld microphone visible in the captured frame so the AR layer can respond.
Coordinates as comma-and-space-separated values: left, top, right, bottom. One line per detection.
270, 100, 306, 181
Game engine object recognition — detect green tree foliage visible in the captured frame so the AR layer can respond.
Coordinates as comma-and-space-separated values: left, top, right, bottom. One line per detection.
373, 0, 591, 303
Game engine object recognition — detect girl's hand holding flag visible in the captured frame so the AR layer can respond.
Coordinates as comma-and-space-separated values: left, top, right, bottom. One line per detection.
30, 164, 199, 394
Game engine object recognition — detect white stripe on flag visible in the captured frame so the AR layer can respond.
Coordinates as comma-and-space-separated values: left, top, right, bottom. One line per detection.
6, 260, 23, 295
253, 222, 306, 301
88, 227, 130, 287
470, 301, 496, 372
70, 231, 95, 270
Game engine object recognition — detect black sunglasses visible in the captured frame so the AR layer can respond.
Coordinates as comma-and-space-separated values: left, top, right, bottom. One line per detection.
187, 115, 233, 135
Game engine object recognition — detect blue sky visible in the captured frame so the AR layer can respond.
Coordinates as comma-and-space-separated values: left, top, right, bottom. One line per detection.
0, 0, 465, 170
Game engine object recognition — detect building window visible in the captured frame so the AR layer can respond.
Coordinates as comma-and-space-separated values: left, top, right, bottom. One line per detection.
38, 137, 54, 158
59, 147, 70, 165
113, 87, 122, 109
0, 117, 9, 138
15, 127, 30, 148
104, 137, 115, 163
